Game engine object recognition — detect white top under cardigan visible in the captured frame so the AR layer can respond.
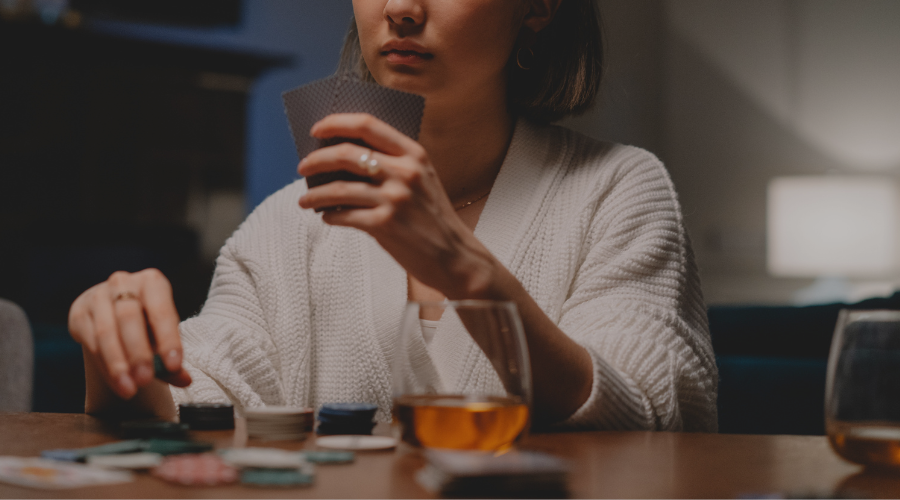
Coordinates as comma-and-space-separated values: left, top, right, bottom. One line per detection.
171, 119, 718, 432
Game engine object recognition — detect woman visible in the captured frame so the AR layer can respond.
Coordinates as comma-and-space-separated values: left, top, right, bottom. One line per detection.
68, 0, 717, 431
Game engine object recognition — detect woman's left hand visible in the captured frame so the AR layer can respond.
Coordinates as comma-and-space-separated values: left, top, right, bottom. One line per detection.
298, 113, 495, 299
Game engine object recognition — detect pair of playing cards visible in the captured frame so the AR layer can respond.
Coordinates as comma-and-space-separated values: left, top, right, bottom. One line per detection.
282, 73, 425, 211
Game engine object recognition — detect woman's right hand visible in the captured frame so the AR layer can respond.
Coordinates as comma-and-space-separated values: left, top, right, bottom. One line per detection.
68, 268, 191, 400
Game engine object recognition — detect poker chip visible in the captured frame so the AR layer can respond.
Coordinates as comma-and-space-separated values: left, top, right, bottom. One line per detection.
219, 448, 308, 469
152, 354, 171, 379
42, 440, 146, 462
318, 403, 378, 418
316, 435, 397, 451
87, 452, 163, 470
151, 454, 238, 486
316, 403, 378, 436
245, 406, 314, 441
143, 439, 215, 456
301, 450, 355, 464
241, 467, 314, 487
179, 403, 235, 431
121, 421, 189, 439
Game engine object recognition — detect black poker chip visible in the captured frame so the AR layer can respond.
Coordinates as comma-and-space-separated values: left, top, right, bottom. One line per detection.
179, 403, 235, 430
121, 420, 189, 439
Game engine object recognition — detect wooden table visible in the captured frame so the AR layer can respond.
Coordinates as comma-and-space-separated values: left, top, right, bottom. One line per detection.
0, 412, 897, 498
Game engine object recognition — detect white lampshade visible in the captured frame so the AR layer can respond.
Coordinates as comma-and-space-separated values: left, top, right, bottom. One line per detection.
767, 176, 900, 277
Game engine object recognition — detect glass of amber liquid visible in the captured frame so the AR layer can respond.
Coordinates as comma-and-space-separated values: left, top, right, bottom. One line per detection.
827, 309, 900, 468
392, 300, 532, 452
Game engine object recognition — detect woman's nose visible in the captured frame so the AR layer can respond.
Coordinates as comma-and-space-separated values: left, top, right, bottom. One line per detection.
383, 0, 425, 27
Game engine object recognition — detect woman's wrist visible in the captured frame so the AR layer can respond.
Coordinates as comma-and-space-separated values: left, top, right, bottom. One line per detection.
442, 229, 503, 300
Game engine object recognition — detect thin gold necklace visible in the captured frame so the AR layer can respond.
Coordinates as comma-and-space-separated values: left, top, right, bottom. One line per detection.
454, 190, 491, 211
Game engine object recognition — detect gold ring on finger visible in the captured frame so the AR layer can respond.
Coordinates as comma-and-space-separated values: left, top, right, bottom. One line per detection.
113, 291, 139, 302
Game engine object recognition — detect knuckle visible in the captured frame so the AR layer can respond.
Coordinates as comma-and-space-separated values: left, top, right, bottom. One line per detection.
385, 185, 412, 206
372, 207, 395, 228
411, 145, 429, 164
108, 361, 130, 376
360, 114, 377, 128
107, 270, 132, 287
399, 166, 422, 185
336, 142, 356, 158
141, 268, 164, 281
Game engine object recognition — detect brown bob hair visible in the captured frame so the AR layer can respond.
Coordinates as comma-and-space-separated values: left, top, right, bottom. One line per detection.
337, 0, 604, 124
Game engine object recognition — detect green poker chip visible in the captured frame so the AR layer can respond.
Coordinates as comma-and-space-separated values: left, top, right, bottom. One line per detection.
153, 354, 170, 379
301, 451, 354, 464
241, 468, 314, 487
144, 439, 214, 456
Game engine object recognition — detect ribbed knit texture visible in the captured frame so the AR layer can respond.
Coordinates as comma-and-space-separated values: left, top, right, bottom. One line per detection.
171, 119, 718, 431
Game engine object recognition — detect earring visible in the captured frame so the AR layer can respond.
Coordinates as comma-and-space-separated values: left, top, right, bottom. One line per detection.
516, 47, 534, 70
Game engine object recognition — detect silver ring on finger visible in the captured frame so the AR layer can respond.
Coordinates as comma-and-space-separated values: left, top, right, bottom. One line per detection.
113, 291, 139, 302
358, 150, 380, 176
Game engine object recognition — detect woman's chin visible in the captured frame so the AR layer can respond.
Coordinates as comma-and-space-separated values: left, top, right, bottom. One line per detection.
373, 69, 436, 97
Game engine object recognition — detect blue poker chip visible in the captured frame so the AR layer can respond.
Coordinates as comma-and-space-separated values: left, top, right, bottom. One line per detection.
41, 449, 81, 462
316, 403, 377, 435
318, 403, 378, 415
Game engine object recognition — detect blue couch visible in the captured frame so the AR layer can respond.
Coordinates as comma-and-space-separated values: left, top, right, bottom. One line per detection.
711, 292, 900, 435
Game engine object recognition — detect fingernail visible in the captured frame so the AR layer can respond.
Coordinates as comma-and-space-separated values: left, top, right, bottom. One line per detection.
133, 364, 153, 383
299, 157, 307, 165
117, 373, 136, 396
165, 349, 181, 370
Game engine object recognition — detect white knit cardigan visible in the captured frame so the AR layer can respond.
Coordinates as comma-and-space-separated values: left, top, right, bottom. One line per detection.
171, 119, 718, 432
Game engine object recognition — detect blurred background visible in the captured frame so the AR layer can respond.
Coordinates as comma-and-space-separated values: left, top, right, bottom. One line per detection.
2, 0, 899, 432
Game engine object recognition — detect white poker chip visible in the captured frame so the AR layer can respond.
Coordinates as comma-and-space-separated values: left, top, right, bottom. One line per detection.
245, 407, 314, 440
87, 452, 163, 470
219, 448, 308, 469
316, 435, 397, 451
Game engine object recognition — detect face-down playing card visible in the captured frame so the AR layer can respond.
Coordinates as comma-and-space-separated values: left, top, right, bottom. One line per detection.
282, 73, 425, 211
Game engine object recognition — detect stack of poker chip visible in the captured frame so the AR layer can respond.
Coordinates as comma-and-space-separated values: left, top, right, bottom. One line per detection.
179, 403, 235, 431
245, 407, 314, 441
316, 403, 378, 436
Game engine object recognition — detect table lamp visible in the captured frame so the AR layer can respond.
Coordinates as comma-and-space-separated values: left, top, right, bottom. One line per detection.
767, 176, 900, 304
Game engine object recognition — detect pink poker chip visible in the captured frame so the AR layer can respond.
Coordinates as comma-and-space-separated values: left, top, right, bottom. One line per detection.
151, 454, 238, 486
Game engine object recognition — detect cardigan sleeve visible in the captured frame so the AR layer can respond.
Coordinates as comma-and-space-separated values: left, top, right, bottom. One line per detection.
555, 148, 718, 432
169, 182, 311, 414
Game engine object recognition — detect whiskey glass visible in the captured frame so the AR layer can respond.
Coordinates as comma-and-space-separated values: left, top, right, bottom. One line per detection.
391, 300, 532, 451
826, 309, 900, 468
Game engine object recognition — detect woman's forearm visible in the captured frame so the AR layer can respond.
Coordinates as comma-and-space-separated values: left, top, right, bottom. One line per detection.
484, 265, 593, 425
83, 348, 177, 420
445, 241, 593, 425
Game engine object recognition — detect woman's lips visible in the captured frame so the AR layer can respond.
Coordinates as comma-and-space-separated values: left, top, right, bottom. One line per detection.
383, 49, 433, 65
